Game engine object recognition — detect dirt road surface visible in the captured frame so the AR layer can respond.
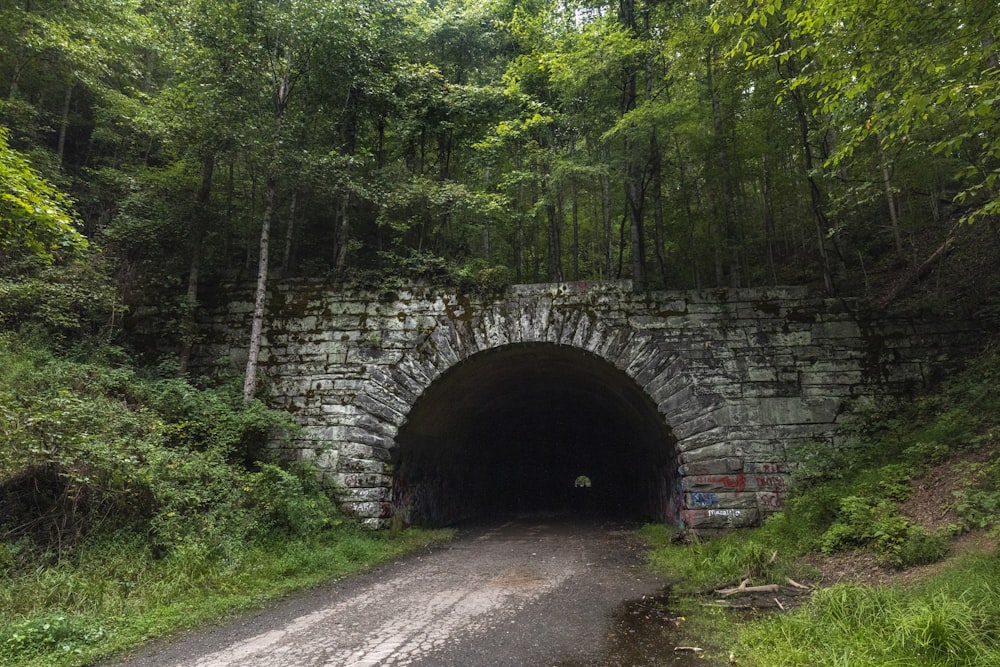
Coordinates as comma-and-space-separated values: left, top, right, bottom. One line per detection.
109, 515, 701, 667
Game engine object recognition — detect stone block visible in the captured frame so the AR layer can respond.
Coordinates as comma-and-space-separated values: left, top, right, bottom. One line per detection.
682, 507, 759, 530
678, 457, 744, 476
685, 491, 759, 509
757, 396, 841, 425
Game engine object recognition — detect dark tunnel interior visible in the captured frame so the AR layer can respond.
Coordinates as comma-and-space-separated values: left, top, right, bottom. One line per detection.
391, 344, 681, 526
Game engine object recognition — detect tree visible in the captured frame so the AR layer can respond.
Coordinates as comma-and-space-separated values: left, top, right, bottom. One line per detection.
0, 128, 86, 264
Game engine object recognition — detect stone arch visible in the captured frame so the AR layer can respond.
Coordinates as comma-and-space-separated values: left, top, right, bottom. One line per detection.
343, 291, 740, 527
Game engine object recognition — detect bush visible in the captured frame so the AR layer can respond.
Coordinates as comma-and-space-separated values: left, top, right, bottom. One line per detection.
818, 495, 948, 568
245, 463, 339, 537
450, 259, 512, 296
0, 333, 317, 566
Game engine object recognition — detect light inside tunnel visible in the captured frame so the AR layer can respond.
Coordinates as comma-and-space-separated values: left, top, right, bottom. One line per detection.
391, 343, 680, 526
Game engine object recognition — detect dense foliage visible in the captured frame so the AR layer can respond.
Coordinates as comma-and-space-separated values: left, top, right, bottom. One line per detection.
0, 320, 449, 667
1, 0, 998, 305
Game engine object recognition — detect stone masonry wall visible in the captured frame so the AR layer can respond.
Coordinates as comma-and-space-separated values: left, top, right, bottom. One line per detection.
193, 280, 982, 530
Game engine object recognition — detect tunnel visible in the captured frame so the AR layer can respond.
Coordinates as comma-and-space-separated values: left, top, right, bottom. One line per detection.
391, 343, 681, 526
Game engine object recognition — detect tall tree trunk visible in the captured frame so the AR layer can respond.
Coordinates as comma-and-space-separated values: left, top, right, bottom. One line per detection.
531, 180, 541, 282
675, 148, 700, 288
57, 80, 74, 169
244, 43, 292, 401
792, 89, 833, 293
483, 166, 492, 260
876, 134, 905, 264
515, 170, 525, 282
779, 47, 834, 293
243, 170, 275, 401
982, 32, 999, 71
617, 210, 628, 279
706, 46, 741, 288
546, 194, 563, 282
624, 136, 647, 287
620, 0, 646, 289
761, 151, 778, 285
334, 192, 350, 273
601, 148, 614, 279
178, 152, 215, 376
282, 188, 297, 275
570, 140, 580, 280
651, 131, 667, 286
9, 47, 27, 99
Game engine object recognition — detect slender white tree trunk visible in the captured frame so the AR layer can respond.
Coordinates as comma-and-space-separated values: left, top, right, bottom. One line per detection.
243, 171, 275, 401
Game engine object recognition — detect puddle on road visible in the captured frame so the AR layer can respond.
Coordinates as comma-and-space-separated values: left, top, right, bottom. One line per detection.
552, 589, 709, 667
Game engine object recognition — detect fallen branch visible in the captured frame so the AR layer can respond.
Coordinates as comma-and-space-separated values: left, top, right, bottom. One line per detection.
674, 646, 704, 653
774, 597, 785, 611
877, 222, 960, 307
702, 578, 742, 595
715, 583, 781, 597
786, 578, 811, 590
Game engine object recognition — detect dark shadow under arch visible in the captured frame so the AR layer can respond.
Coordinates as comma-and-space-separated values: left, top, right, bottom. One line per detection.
391, 343, 680, 526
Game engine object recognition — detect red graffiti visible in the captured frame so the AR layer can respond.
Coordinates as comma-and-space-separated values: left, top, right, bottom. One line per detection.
754, 475, 787, 492
701, 474, 747, 492
759, 493, 782, 511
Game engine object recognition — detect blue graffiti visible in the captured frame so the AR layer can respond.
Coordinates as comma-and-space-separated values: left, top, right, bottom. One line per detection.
689, 492, 720, 508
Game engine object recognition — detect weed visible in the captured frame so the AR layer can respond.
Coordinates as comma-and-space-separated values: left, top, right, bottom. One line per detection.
641, 524, 805, 592
0, 332, 455, 667
736, 552, 1000, 666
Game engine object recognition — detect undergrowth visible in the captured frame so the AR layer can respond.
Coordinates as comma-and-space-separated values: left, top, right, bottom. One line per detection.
644, 344, 1000, 666
0, 527, 449, 667
736, 552, 1000, 666
0, 332, 453, 667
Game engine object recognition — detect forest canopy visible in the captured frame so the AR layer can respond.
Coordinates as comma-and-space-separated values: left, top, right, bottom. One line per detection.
1, 0, 998, 308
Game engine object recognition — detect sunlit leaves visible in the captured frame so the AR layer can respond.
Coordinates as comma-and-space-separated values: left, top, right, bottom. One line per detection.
732, 0, 1000, 223
0, 130, 86, 264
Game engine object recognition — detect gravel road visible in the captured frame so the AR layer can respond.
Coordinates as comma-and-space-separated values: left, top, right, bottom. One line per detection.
109, 514, 699, 667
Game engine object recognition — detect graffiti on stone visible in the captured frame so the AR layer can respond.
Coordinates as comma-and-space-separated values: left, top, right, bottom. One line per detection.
689, 492, 719, 508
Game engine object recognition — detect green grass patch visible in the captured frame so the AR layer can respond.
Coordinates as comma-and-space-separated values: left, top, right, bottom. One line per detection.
735, 550, 1000, 666
640, 520, 815, 594
0, 526, 452, 667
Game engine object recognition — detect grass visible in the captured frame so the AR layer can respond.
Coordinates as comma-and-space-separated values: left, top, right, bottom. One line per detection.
0, 526, 453, 667
639, 519, 817, 595
641, 344, 1000, 667
734, 552, 1000, 666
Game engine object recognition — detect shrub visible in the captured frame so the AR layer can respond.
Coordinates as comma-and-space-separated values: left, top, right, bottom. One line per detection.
0, 333, 310, 566
245, 463, 339, 537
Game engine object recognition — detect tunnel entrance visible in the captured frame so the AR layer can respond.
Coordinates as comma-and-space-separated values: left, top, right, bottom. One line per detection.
391, 344, 680, 526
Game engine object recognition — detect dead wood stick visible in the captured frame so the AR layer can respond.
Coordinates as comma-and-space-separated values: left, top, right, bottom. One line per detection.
774, 597, 786, 611
701, 578, 742, 595
878, 222, 960, 307
674, 646, 704, 653
715, 583, 780, 597
786, 578, 811, 590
